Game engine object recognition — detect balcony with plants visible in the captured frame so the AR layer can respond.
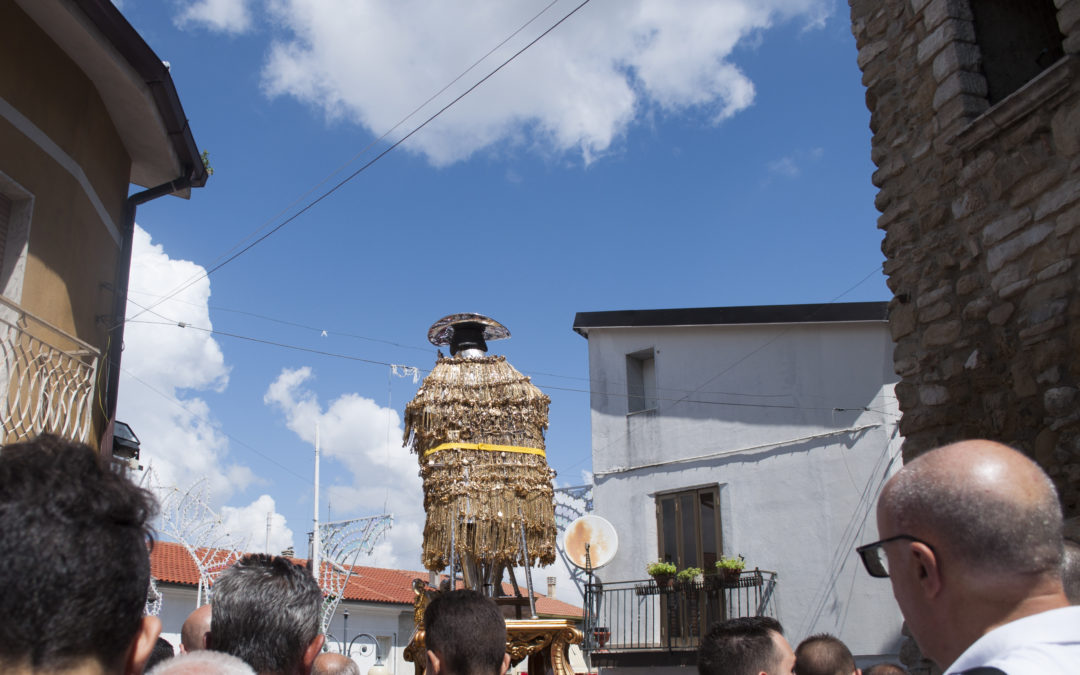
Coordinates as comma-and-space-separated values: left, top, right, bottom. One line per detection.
583, 556, 779, 668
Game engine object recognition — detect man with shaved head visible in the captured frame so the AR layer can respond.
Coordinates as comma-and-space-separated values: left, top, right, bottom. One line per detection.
857, 439, 1080, 673
181, 604, 212, 654
312, 652, 360, 675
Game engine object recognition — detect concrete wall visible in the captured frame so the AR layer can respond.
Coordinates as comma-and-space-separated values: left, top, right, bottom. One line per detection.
849, 0, 1080, 518
585, 321, 903, 659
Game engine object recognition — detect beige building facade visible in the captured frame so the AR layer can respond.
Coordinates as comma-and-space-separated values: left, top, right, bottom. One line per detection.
0, 0, 206, 450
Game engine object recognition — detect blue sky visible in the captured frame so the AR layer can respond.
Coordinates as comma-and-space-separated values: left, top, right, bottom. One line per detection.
113, 0, 886, 597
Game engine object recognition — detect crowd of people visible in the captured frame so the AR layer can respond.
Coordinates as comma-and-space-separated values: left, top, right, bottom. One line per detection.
0, 434, 1077, 675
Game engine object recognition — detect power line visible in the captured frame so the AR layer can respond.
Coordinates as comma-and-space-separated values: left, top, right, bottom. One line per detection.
125, 289, 433, 353
122, 0, 594, 328
125, 318, 898, 418
556, 267, 890, 474
126, 0, 563, 325
120, 367, 311, 483
126, 289, 895, 402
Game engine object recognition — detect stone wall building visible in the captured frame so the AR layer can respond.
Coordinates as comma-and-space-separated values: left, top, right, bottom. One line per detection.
849, 0, 1080, 522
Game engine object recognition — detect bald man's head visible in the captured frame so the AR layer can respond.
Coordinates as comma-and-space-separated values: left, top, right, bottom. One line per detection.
312, 652, 360, 675
879, 440, 1063, 576
180, 604, 212, 654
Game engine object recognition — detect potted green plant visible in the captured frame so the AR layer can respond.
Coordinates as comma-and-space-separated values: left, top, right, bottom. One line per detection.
646, 560, 676, 589
716, 555, 745, 584
676, 566, 703, 590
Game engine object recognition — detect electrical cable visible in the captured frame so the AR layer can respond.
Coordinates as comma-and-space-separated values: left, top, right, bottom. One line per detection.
121, 0, 593, 329
124, 289, 433, 353
126, 317, 898, 418
120, 367, 311, 482
554, 266, 891, 475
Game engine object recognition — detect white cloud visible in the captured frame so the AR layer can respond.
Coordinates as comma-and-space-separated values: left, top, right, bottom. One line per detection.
260, 0, 831, 166
263, 367, 426, 569
120, 225, 292, 550
767, 147, 825, 178
767, 156, 800, 177
221, 494, 296, 554
175, 0, 254, 34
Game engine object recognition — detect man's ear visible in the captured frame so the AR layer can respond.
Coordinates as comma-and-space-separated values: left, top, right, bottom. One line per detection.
123, 616, 162, 675
301, 634, 325, 674
498, 652, 510, 675
426, 649, 442, 675
911, 541, 942, 597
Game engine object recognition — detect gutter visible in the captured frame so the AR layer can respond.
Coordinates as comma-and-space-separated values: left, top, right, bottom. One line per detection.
66, 1, 208, 447
73, 0, 209, 191
103, 176, 193, 444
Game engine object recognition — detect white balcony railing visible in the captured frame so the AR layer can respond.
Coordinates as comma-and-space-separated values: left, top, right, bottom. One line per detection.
0, 295, 100, 444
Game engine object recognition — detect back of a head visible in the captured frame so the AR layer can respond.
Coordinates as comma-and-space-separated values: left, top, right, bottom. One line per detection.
182, 604, 213, 653
148, 650, 256, 675
794, 634, 856, 675
312, 652, 361, 675
212, 554, 323, 674
698, 616, 784, 675
880, 440, 1063, 577
0, 434, 156, 672
863, 664, 907, 675
423, 590, 507, 675
1063, 538, 1080, 604
147, 637, 177, 671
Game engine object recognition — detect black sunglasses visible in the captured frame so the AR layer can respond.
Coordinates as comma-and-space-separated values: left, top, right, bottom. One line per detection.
855, 534, 936, 578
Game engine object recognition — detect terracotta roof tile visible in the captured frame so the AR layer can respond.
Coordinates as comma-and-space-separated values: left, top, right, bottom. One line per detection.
150, 541, 581, 617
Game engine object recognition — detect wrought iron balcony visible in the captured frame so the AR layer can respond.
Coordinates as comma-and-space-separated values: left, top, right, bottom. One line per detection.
0, 296, 100, 444
583, 570, 779, 666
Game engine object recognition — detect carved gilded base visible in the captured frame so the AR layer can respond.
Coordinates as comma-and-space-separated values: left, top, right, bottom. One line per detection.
405, 619, 582, 675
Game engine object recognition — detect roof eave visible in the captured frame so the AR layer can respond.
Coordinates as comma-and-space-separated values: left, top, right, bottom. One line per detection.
572, 301, 890, 334
16, 0, 207, 196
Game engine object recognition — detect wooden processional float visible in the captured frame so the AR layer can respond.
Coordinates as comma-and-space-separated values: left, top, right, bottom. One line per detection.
402, 313, 581, 675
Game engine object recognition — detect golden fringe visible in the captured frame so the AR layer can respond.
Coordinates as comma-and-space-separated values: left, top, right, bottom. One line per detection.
404, 356, 557, 571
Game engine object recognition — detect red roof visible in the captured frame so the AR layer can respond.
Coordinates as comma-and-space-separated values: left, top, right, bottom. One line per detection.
150, 540, 581, 618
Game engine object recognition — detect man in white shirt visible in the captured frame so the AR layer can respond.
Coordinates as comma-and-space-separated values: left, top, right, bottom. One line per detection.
856, 439, 1080, 674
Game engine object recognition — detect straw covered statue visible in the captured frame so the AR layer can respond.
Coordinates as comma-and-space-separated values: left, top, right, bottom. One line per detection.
403, 314, 557, 595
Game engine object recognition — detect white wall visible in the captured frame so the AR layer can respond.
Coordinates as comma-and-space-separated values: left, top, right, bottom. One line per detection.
155, 584, 413, 674
584, 321, 904, 658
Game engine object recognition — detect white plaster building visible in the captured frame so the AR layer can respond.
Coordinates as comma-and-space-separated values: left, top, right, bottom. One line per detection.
151, 541, 415, 675
572, 302, 904, 671
150, 541, 583, 674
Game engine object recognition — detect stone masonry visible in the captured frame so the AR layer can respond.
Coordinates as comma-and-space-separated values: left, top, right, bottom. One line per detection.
849, 3, 1080, 670
849, 0, 1080, 516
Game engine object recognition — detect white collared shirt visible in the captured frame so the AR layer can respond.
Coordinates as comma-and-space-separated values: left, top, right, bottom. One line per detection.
945, 606, 1080, 675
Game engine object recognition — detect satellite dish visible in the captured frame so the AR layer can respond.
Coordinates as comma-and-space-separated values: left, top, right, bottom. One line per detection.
563, 515, 618, 570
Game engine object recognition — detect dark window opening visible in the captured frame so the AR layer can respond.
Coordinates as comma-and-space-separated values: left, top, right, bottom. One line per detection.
971, 0, 1065, 104
626, 349, 656, 413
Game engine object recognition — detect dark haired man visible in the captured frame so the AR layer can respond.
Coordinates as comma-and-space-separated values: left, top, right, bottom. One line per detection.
423, 590, 509, 675
0, 433, 161, 674
698, 616, 796, 675
794, 634, 859, 675
211, 554, 325, 675
862, 665, 906, 675
147, 637, 177, 671
857, 439, 1080, 673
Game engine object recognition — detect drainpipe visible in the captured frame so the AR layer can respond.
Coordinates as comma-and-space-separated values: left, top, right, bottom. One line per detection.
102, 175, 192, 449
